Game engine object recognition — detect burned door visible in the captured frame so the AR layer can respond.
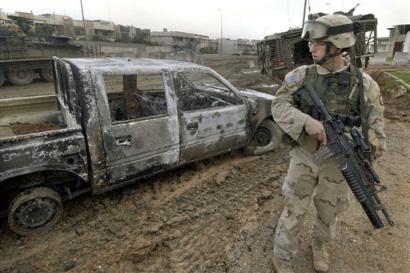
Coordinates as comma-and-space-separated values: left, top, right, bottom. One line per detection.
98, 72, 179, 184
174, 71, 249, 164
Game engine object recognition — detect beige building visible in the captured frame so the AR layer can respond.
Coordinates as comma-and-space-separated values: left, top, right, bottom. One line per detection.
115, 25, 150, 43
90, 20, 116, 42
377, 37, 389, 53
73, 19, 116, 42
237, 39, 259, 55
218, 38, 259, 55
150, 29, 209, 50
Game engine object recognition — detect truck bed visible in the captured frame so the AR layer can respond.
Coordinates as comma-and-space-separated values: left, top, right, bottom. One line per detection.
0, 95, 65, 138
0, 122, 65, 137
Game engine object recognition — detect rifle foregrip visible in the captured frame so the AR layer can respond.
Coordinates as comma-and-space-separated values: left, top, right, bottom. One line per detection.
340, 166, 367, 202
340, 165, 384, 229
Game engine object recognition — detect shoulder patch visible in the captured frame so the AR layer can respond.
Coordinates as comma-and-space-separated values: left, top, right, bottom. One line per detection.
283, 66, 308, 92
286, 72, 297, 84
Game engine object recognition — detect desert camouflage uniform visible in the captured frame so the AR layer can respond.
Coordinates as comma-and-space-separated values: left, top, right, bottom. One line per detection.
271, 63, 386, 262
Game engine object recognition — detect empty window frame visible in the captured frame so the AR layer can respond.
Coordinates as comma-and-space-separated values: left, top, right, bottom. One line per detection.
103, 73, 168, 123
174, 72, 243, 112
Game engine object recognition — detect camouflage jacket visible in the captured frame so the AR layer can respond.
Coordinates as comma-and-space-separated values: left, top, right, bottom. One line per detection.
271, 64, 386, 158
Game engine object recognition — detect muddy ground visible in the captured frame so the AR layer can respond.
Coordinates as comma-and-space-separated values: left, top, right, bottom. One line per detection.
0, 56, 409, 273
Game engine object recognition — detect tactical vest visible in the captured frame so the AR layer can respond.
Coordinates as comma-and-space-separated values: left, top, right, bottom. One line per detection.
300, 64, 365, 128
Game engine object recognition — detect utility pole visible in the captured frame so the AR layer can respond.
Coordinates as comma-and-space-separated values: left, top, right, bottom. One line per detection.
80, 0, 88, 40
218, 9, 223, 56
53, 12, 57, 36
326, 2, 332, 14
107, 0, 112, 21
302, 0, 307, 27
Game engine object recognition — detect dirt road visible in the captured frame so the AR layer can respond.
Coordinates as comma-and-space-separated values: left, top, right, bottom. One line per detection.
0, 57, 409, 273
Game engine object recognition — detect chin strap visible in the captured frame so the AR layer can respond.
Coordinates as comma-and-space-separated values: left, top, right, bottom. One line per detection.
315, 42, 343, 65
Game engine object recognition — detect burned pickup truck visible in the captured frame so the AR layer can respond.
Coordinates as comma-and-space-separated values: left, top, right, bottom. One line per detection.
0, 57, 282, 235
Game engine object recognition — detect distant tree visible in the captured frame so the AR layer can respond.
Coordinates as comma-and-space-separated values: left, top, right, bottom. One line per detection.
8, 16, 34, 35
199, 47, 218, 54
35, 24, 54, 37
132, 31, 150, 44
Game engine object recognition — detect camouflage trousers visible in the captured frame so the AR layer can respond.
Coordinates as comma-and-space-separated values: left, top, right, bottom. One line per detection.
273, 146, 350, 262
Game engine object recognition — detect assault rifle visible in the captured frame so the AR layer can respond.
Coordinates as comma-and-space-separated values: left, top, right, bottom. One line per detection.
294, 83, 394, 229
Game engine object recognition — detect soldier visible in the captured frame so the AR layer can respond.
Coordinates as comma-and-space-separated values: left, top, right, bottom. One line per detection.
271, 14, 386, 273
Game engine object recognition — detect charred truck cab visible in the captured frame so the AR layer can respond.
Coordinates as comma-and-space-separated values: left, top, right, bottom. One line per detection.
0, 57, 282, 235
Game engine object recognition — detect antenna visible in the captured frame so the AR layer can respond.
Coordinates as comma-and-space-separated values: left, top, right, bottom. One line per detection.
347, 3, 360, 15
302, 0, 307, 27
286, 0, 291, 29
107, 0, 112, 21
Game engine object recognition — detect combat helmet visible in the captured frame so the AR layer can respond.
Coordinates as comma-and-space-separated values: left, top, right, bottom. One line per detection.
302, 14, 356, 49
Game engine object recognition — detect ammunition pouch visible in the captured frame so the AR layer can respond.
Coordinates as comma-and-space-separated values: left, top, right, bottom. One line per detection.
293, 91, 361, 128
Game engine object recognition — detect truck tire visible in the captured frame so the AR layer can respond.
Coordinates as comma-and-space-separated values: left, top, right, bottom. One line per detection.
8, 187, 63, 236
7, 70, 34, 86
40, 67, 54, 82
244, 119, 283, 156
0, 71, 5, 87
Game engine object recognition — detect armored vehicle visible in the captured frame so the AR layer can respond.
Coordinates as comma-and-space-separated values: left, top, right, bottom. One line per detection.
0, 24, 82, 87
257, 12, 378, 83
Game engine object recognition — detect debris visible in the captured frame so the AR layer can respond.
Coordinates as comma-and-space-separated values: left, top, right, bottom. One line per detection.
391, 86, 408, 100
59, 258, 76, 272
215, 170, 230, 185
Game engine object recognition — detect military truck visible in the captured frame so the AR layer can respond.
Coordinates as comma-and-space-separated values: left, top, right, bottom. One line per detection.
0, 57, 282, 235
0, 23, 82, 87
257, 12, 378, 83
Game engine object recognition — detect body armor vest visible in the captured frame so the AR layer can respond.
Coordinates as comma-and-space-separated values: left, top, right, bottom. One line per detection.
299, 64, 364, 128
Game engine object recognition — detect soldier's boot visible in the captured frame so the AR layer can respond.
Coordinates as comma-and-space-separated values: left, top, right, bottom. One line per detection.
272, 256, 295, 273
312, 239, 330, 272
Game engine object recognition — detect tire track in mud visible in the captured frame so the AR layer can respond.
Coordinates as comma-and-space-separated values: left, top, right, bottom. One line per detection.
0, 148, 290, 273
76, 149, 289, 273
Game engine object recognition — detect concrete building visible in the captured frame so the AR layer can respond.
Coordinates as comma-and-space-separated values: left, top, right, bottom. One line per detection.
115, 25, 150, 43
377, 37, 389, 53
219, 38, 240, 55
386, 24, 410, 58
150, 29, 209, 50
218, 38, 259, 55
90, 20, 116, 42
73, 19, 87, 39
205, 39, 218, 53
237, 39, 259, 55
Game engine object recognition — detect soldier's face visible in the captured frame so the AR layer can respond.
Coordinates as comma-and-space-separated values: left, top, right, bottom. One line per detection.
308, 40, 338, 64
308, 40, 327, 63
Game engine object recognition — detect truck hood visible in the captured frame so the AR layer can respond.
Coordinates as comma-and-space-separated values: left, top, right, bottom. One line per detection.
236, 88, 276, 125
237, 88, 275, 101
237, 88, 276, 113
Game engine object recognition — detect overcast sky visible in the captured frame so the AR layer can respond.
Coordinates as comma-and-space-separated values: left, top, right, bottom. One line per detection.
1, 0, 409, 39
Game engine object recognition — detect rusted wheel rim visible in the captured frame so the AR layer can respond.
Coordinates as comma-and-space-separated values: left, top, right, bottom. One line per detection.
9, 187, 63, 235
253, 126, 272, 147
14, 197, 60, 229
